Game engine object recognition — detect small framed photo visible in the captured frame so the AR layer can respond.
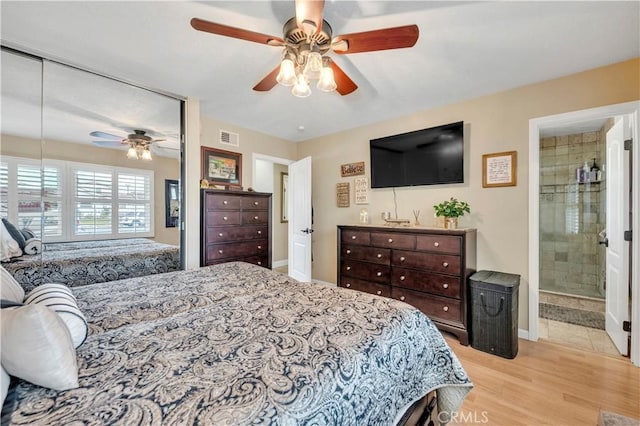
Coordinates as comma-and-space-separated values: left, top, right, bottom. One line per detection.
201, 147, 242, 187
483, 151, 517, 188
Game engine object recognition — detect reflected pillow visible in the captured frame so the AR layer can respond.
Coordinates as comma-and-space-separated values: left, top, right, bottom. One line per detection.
1, 304, 79, 391
1, 219, 25, 250
0, 265, 25, 303
1, 222, 22, 262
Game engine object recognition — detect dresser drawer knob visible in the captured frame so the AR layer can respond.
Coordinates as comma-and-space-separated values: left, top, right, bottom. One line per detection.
400, 276, 405, 281
223, 200, 228, 205
376, 253, 382, 258
258, 245, 262, 249
400, 296, 405, 301
442, 262, 449, 268
223, 216, 228, 221
218, 250, 223, 254
400, 256, 406, 262
443, 306, 449, 312
376, 290, 382, 295
254, 201, 259, 205
257, 230, 262, 235
346, 283, 351, 288
376, 272, 382, 277
388, 238, 393, 243
434, 242, 440, 247
346, 266, 351, 271
254, 216, 259, 220
346, 249, 351, 254
257, 261, 262, 265
351, 235, 357, 240
218, 233, 224, 237
443, 283, 449, 289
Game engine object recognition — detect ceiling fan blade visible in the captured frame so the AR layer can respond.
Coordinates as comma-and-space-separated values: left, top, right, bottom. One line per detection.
253, 66, 280, 92
332, 24, 419, 54
89, 131, 123, 140
295, 0, 325, 34
93, 141, 126, 148
191, 18, 284, 46
330, 61, 358, 96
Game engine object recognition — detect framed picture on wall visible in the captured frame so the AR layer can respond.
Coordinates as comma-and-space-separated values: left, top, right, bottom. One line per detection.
165, 179, 180, 228
201, 147, 242, 187
281, 172, 288, 223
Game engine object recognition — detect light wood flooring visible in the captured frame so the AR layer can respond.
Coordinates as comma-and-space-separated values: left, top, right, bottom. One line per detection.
443, 334, 640, 425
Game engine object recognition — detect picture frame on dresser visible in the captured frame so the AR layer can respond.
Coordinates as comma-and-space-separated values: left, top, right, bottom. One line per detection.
201, 147, 242, 187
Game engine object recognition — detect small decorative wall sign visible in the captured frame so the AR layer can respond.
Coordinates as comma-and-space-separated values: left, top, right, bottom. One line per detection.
354, 177, 369, 205
483, 151, 517, 188
341, 161, 365, 177
336, 183, 350, 207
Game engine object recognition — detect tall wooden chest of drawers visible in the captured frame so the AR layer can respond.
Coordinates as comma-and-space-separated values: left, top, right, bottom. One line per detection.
337, 225, 477, 345
201, 189, 272, 268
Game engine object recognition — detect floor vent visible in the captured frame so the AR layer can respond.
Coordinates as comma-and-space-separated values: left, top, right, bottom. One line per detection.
220, 130, 239, 147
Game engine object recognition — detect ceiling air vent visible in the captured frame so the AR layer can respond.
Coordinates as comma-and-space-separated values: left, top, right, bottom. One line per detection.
219, 130, 239, 147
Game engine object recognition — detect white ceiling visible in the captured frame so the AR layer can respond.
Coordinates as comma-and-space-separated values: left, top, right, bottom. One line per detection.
1, 1, 639, 144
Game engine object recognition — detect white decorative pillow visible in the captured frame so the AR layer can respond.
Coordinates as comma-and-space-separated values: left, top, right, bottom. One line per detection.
25, 283, 87, 348
1, 304, 79, 391
1, 221, 22, 262
1, 265, 25, 303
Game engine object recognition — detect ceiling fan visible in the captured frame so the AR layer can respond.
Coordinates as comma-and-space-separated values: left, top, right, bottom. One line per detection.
91, 130, 177, 160
190, 0, 419, 97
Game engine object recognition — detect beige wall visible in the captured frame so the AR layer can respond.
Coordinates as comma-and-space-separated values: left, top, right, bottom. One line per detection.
272, 163, 289, 263
1, 134, 180, 245
297, 57, 640, 331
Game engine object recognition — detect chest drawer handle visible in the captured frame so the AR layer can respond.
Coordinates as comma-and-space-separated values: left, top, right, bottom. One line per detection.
346, 266, 351, 271
346, 249, 351, 254
346, 283, 351, 288
443, 283, 449, 289
351, 235, 357, 240
388, 238, 393, 243
443, 306, 449, 312
400, 276, 405, 281
218, 249, 224, 254
376, 253, 382, 258
223, 200, 228, 205
434, 242, 440, 247
442, 262, 449, 268
400, 256, 406, 262
376, 272, 382, 277
376, 290, 382, 295
254, 216, 259, 220
254, 201, 259, 205
218, 233, 224, 237
223, 216, 228, 221
400, 296, 405, 301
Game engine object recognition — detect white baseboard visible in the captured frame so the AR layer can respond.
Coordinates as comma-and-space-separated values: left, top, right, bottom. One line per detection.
312, 278, 336, 287
272, 260, 288, 268
518, 328, 530, 340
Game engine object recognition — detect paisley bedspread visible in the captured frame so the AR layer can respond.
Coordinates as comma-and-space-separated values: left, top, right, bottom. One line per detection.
2, 238, 179, 291
2, 262, 472, 425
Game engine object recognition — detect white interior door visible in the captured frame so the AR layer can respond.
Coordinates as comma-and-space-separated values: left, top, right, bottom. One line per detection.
605, 116, 631, 355
288, 156, 312, 282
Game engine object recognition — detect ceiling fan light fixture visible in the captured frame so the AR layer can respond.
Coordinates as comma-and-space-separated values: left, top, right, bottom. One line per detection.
276, 57, 297, 86
317, 64, 337, 92
303, 51, 323, 80
141, 147, 152, 161
127, 146, 138, 160
291, 73, 311, 98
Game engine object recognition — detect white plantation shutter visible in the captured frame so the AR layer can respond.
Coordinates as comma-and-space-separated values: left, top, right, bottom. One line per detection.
73, 167, 113, 237
42, 162, 64, 238
16, 162, 43, 233
117, 173, 151, 234
0, 162, 8, 218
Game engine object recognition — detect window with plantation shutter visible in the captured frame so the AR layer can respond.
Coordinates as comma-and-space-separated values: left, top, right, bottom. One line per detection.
1, 156, 153, 241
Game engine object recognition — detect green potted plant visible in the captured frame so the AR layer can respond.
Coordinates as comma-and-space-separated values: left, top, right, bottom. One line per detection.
433, 197, 470, 229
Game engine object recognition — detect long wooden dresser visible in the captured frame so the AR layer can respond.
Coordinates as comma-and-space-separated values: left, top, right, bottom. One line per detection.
337, 225, 477, 345
201, 189, 272, 268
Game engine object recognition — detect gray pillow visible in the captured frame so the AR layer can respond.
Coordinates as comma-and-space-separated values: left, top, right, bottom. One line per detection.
1, 219, 26, 249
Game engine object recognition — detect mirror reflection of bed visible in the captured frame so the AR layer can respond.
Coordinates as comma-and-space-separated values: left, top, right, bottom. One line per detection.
1, 48, 183, 288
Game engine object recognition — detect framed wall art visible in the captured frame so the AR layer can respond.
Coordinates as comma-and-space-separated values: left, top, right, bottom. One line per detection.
201, 147, 242, 187
340, 161, 365, 177
165, 179, 180, 228
281, 172, 289, 223
482, 151, 517, 188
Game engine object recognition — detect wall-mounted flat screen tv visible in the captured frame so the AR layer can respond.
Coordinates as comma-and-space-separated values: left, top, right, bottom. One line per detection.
370, 121, 464, 188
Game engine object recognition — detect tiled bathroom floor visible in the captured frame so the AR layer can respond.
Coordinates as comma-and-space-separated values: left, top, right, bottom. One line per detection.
538, 318, 623, 357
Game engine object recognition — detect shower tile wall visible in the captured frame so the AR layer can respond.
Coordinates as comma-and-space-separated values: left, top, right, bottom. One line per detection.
539, 130, 606, 299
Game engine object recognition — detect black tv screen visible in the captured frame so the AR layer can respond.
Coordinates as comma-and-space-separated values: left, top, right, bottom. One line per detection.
370, 121, 464, 188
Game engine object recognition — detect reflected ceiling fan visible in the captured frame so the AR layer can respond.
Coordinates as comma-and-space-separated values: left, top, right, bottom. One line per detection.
91, 130, 177, 160
190, 0, 419, 97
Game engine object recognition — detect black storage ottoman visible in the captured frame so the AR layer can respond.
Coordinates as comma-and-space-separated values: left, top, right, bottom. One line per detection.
469, 270, 520, 359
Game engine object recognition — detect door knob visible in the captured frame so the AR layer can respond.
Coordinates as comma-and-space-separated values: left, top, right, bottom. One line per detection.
301, 228, 314, 234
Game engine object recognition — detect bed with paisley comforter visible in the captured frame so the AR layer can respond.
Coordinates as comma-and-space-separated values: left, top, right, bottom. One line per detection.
2, 262, 472, 425
3, 238, 180, 291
